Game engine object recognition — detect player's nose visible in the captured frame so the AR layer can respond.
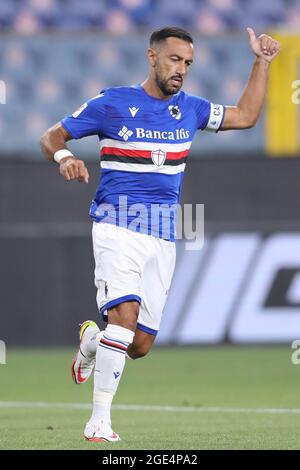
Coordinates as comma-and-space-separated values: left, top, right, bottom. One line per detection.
176, 65, 187, 77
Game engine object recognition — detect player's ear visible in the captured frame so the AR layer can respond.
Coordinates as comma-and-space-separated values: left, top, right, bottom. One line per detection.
147, 47, 157, 67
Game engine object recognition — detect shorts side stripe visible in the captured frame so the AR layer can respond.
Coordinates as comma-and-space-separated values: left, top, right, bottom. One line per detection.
137, 323, 158, 336
100, 294, 142, 317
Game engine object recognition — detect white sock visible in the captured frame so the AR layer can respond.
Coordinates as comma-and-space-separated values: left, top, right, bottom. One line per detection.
89, 324, 134, 426
90, 390, 113, 424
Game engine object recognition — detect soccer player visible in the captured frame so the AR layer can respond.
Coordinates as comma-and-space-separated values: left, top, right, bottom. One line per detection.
40, 26, 280, 442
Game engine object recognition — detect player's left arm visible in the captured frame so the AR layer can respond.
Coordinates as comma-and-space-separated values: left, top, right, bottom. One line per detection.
220, 27, 281, 130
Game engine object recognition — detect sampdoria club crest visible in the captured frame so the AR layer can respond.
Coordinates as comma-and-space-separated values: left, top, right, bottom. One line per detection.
151, 149, 166, 166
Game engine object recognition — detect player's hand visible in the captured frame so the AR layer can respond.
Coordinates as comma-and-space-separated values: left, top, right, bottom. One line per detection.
247, 27, 281, 63
59, 156, 89, 183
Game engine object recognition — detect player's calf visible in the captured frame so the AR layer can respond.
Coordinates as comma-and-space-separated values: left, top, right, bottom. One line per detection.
127, 329, 156, 359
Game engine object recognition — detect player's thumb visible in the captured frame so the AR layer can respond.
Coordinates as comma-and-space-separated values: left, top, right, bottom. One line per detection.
246, 27, 256, 43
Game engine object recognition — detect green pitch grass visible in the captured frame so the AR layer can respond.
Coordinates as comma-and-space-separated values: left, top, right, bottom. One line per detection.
0, 346, 300, 450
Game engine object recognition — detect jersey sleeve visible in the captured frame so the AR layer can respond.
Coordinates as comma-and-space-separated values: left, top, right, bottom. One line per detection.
61, 90, 108, 139
190, 95, 225, 132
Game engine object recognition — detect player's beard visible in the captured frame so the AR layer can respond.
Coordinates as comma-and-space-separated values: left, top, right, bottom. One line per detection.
154, 66, 182, 97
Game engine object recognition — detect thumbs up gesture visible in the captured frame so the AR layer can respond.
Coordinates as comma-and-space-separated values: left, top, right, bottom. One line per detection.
246, 27, 281, 63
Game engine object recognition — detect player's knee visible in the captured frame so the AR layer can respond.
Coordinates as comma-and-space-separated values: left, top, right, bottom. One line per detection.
108, 301, 139, 331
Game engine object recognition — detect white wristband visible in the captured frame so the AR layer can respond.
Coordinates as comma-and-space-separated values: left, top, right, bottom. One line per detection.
54, 149, 74, 164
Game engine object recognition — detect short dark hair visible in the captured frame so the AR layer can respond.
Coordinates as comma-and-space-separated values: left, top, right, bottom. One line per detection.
150, 27, 193, 47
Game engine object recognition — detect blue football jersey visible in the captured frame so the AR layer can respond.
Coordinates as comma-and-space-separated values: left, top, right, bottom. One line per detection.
61, 85, 225, 241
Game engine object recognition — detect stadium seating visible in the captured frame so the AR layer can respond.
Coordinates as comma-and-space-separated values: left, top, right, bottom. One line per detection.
1, 0, 298, 158
0, 35, 263, 158
0, 0, 298, 34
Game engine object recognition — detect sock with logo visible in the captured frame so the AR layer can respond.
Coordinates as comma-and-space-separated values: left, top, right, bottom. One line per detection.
89, 324, 135, 425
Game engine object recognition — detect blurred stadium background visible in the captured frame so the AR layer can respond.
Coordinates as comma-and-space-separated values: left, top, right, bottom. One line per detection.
1, 0, 300, 451
1, 0, 300, 347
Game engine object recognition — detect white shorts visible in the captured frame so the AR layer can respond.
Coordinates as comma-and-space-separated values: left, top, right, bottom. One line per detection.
92, 222, 176, 336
